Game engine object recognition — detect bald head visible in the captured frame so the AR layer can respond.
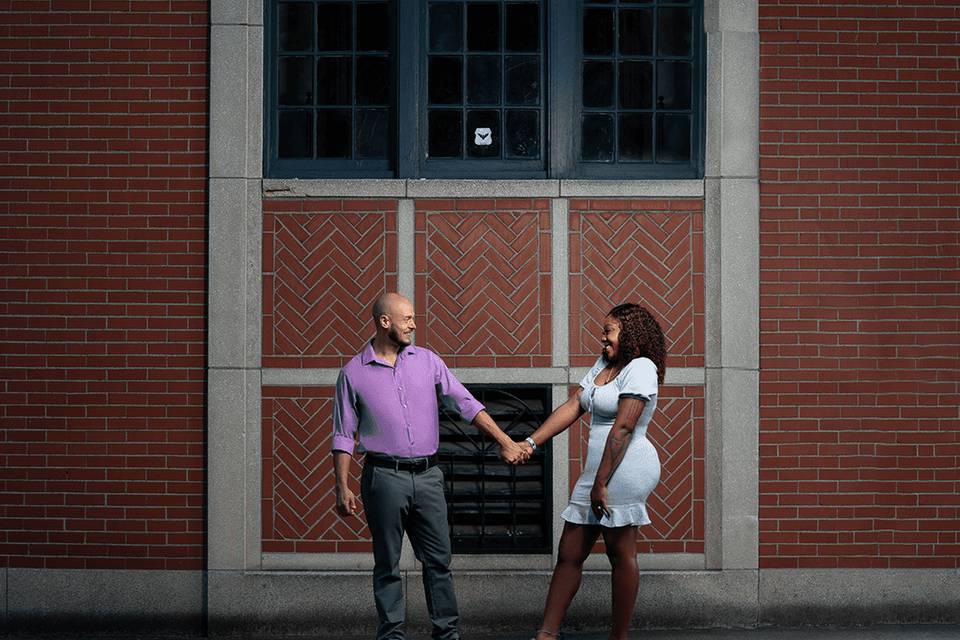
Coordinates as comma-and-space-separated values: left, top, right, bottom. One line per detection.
371, 293, 411, 324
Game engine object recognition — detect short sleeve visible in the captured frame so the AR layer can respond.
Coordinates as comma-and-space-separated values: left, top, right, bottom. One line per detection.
617, 357, 658, 400
579, 357, 607, 390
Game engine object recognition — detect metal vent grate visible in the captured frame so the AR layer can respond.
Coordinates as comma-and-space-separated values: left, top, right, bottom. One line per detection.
438, 384, 552, 553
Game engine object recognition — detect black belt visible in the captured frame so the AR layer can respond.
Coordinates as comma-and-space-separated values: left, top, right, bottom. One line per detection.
365, 453, 438, 473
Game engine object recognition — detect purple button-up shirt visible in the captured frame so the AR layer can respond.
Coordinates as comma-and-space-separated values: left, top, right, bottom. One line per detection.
332, 342, 484, 457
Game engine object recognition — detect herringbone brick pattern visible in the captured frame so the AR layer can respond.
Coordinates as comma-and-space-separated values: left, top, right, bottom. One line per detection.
262, 386, 371, 553
568, 385, 705, 554
262, 200, 398, 368
569, 200, 704, 368
415, 200, 552, 367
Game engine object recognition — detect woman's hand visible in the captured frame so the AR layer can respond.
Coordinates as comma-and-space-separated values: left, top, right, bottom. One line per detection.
590, 483, 610, 520
519, 439, 535, 458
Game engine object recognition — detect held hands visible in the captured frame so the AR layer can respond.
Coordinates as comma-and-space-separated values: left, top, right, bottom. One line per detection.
499, 438, 531, 465
335, 485, 359, 517
519, 439, 535, 459
590, 483, 610, 520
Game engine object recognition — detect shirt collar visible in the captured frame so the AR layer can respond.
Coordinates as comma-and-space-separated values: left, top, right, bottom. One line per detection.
360, 340, 417, 366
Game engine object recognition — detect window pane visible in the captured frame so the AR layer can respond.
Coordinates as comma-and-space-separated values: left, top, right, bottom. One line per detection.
505, 3, 539, 53
467, 3, 500, 52
619, 60, 652, 109
357, 56, 389, 105
466, 109, 500, 158
619, 113, 652, 162
582, 61, 613, 108
357, 2, 389, 52
279, 56, 313, 105
429, 56, 463, 105
317, 2, 352, 51
656, 114, 690, 162
467, 56, 501, 105
430, 2, 462, 52
505, 56, 539, 106
656, 60, 691, 109
619, 8, 652, 56
658, 7, 692, 57
316, 57, 351, 105
356, 108, 389, 158
581, 114, 614, 162
278, 110, 312, 158
429, 109, 462, 157
505, 110, 539, 159
279, 2, 312, 51
583, 8, 614, 56
317, 109, 352, 157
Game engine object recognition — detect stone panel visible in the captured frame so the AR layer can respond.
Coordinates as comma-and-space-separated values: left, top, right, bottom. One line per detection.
568, 385, 705, 555
569, 200, 705, 368
261, 386, 371, 554
262, 200, 398, 368
415, 199, 553, 367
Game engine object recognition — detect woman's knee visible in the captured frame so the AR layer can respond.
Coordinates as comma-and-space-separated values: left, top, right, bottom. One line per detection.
556, 547, 589, 568
605, 546, 637, 569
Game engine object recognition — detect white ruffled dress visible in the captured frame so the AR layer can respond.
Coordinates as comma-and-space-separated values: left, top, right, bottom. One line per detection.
560, 356, 661, 528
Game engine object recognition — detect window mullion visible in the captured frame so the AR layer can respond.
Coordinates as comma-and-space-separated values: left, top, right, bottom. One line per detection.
397, 1, 420, 177
548, 2, 576, 178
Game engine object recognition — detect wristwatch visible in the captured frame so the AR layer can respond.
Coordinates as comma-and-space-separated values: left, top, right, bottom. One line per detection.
524, 436, 538, 451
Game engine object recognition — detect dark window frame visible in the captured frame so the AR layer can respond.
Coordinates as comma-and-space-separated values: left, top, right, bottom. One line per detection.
264, 0, 705, 180
265, 0, 398, 179
419, 0, 549, 178
571, 0, 705, 180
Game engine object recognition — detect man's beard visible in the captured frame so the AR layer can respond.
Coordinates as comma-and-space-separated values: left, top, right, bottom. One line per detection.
389, 326, 411, 347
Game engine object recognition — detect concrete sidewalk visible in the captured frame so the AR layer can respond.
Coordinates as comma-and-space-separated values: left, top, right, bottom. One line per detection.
10, 627, 960, 639
476, 627, 960, 640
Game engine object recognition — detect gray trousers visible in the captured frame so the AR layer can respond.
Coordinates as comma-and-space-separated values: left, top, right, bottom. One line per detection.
361, 462, 459, 640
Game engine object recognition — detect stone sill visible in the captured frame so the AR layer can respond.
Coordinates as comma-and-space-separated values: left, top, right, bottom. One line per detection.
262, 178, 705, 199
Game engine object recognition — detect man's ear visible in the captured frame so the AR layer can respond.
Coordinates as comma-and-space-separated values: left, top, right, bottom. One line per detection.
378, 315, 390, 329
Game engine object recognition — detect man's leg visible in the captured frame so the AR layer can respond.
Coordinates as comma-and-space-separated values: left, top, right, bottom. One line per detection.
361, 464, 411, 640
406, 466, 459, 640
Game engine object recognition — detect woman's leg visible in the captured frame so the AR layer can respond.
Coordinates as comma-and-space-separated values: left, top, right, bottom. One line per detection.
536, 521, 601, 639
600, 525, 640, 640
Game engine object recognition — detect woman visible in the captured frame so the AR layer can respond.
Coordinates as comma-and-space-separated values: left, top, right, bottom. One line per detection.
521, 303, 666, 640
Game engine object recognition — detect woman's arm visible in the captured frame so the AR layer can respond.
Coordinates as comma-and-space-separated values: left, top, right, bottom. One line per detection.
520, 390, 586, 456
589, 396, 647, 518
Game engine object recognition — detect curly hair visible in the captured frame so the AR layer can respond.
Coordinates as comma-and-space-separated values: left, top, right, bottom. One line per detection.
606, 303, 667, 384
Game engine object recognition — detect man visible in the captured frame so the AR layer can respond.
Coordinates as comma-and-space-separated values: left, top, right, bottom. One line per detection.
332, 293, 527, 640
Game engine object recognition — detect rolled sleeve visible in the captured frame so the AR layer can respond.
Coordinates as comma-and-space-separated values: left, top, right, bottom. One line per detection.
332, 370, 358, 454
432, 353, 484, 422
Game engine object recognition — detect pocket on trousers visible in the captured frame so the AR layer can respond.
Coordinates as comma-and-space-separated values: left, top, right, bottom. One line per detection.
361, 463, 377, 496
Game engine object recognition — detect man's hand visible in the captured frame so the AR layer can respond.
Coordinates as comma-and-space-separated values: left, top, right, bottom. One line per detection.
590, 483, 610, 520
499, 439, 529, 465
336, 485, 359, 517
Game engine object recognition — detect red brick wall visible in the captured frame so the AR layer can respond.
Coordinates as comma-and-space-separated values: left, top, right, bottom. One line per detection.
262, 385, 371, 554
759, 1, 960, 568
263, 198, 706, 555
415, 199, 553, 367
568, 199, 705, 368
0, 3, 207, 569
262, 199, 399, 368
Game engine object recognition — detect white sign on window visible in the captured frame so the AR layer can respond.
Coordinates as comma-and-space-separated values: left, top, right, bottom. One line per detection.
474, 127, 492, 146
